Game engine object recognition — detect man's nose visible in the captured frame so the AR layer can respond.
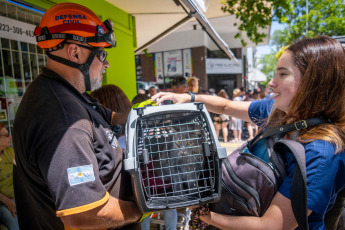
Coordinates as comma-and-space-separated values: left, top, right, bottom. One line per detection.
104, 59, 110, 68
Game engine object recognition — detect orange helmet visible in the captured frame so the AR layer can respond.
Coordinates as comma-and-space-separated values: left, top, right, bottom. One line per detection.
34, 3, 116, 49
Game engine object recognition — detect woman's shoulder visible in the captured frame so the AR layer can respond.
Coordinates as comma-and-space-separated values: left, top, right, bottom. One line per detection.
4, 147, 14, 156
303, 139, 337, 159
302, 139, 345, 173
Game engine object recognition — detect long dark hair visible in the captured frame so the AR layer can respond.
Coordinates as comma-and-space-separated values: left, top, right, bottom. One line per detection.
90, 84, 132, 113
268, 36, 345, 152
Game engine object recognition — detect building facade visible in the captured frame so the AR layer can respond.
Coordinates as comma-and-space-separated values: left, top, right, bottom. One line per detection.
0, 0, 137, 132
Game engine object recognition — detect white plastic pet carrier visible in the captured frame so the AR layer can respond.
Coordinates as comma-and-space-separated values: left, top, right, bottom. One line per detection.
124, 103, 227, 212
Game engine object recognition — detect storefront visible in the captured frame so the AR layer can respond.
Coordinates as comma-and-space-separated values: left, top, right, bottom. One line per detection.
0, 0, 137, 132
0, 0, 45, 131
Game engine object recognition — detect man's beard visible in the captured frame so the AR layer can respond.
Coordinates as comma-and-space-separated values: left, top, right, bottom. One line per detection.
90, 75, 102, 91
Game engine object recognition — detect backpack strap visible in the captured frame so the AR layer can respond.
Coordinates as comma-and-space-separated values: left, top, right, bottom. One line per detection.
248, 117, 331, 149
273, 139, 309, 230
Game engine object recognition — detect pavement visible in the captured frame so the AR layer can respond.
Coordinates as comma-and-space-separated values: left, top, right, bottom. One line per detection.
219, 141, 245, 155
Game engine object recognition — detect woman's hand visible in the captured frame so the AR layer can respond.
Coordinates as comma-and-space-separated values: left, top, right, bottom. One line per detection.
4, 199, 17, 217
151, 92, 190, 105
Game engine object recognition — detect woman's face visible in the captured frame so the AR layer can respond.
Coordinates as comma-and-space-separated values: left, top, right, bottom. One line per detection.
188, 80, 198, 93
268, 51, 302, 113
0, 127, 11, 149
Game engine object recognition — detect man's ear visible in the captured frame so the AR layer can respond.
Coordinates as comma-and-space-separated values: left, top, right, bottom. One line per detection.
67, 43, 79, 62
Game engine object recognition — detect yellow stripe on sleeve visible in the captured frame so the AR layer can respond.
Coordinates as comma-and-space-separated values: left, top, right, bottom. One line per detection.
57, 192, 110, 217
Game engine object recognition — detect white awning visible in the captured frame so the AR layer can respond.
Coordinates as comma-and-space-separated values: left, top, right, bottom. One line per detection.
108, 0, 259, 63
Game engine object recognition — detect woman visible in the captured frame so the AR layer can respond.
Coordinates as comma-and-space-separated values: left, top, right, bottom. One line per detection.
0, 123, 19, 230
187, 76, 199, 93
90, 84, 132, 150
152, 36, 345, 229
212, 90, 230, 142
231, 88, 243, 142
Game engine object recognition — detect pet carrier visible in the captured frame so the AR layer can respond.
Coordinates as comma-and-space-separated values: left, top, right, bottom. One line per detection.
124, 103, 227, 212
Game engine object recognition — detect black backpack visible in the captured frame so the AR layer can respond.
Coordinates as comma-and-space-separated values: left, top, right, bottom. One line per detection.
209, 117, 331, 230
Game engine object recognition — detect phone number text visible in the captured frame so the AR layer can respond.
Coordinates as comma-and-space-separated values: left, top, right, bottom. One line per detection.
0, 23, 35, 37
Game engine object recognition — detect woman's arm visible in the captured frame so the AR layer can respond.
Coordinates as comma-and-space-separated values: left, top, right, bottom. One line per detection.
200, 192, 312, 230
152, 93, 252, 122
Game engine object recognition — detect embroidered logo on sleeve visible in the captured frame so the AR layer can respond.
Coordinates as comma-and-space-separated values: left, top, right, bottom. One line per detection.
67, 164, 95, 186
105, 129, 118, 149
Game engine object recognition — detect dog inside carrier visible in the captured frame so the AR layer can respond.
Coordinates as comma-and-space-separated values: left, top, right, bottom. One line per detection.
124, 103, 227, 212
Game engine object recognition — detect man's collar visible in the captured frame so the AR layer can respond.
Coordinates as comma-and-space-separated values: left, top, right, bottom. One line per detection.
41, 67, 96, 105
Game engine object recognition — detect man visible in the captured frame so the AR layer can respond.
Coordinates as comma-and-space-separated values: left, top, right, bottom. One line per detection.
171, 76, 186, 94
148, 86, 157, 97
12, 3, 142, 229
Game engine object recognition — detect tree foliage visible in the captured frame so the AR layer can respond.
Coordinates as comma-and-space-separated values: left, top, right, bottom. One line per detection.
221, 0, 345, 47
271, 0, 345, 46
220, 0, 291, 46
257, 52, 278, 87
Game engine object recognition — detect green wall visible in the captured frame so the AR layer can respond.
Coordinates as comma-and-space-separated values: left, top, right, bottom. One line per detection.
24, 0, 138, 100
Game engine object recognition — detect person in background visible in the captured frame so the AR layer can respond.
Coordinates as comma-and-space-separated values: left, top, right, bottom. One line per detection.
148, 86, 158, 97
243, 90, 255, 140
12, 3, 142, 229
212, 90, 230, 142
152, 36, 345, 229
132, 94, 150, 105
171, 76, 186, 94
239, 87, 246, 100
138, 88, 146, 95
208, 88, 216, 96
0, 123, 19, 230
231, 88, 243, 142
90, 84, 132, 150
187, 76, 199, 93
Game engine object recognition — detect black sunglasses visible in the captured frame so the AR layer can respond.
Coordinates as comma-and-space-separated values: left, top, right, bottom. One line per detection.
65, 42, 108, 63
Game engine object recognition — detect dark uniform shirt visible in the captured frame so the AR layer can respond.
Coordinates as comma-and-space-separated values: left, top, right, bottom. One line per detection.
12, 68, 139, 230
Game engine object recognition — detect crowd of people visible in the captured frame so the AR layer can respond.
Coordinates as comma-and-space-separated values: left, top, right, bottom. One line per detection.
1, 2, 344, 230
136, 78, 271, 144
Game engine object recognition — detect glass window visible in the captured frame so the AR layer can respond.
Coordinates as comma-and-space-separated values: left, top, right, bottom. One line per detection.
38, 55, 45, 70
17, 10, 25, 22
2, 50, 13, 77
29, 44, 36, 53
12, 51, 22, 80
1, 39, 10, 49
37, 46, 44, 54
12, 51, 23, 96
6, 4, 17, 19
22, 52, 31, 81
0, 51, 3, 77
0, 1, 44, 133
26, 13, 34, 24
33, 16, 41, 25
10, 40, 19, 51
30, 54, 38, 78
0, 3, 6, 16
21, 42, 28, 52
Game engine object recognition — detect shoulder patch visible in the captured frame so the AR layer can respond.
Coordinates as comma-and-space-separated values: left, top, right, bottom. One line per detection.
67, 164, 95, 186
